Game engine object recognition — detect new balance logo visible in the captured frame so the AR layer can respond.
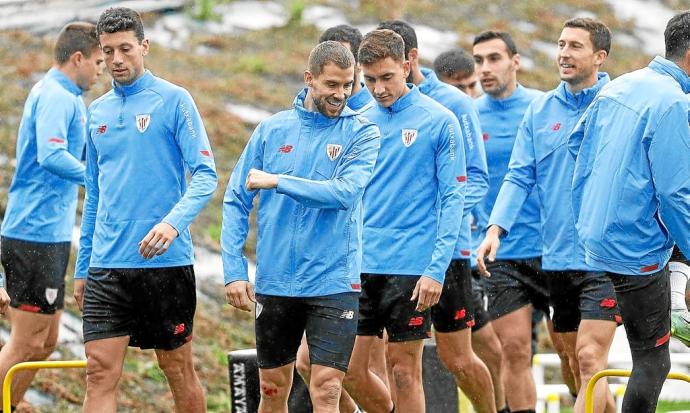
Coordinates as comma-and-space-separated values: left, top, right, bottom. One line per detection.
279, 145, 293, 153
408, 316, 424, 327
340, 310, 355, 319
173, 323, 185, 335
551, 122, 561, 131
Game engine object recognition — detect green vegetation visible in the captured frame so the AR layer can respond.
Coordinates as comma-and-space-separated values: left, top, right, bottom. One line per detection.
0, 0, 671, 411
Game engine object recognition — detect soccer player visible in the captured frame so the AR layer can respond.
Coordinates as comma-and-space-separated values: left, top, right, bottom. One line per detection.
294, 24, 382, 413
434, 48, 483, 98
0, 22, 102, 411
477, 18, 618, 413
74, 8, 217, 413
377, 20, 495, 413
568, 11, 690, 412
343, 29, 466, 413
223, 40, 380, 413
471, 30, 547, 413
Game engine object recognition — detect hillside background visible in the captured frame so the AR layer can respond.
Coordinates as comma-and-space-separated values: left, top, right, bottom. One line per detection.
0, 0, 684, 411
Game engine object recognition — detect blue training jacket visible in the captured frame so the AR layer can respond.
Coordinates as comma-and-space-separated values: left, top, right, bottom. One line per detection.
222, 89, 380, 297
490, 73, 609, 271
418, 68, 488, 261
361, 85, 466, 283
473, 84, 543, 259
75, 71, 217, 278
2, 68, 86, 244
569, 57, 690, 275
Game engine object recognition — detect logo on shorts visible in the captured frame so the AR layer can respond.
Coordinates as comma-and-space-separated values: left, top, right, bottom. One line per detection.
454, 308, 467, 320
173, 323, 185, 335
327, 144, 342, 161
408, 316, 424, 327
135, 114, 151, 133
402, 129, 418, 147
45, 288, 58, 305
255, 302, 263, 319
340, 310, 355, 319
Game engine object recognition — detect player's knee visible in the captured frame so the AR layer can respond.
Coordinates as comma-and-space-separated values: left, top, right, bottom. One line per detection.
390, 361, 420, 391
501, 338, 531, 367
86, 354, 121, 391
576, 345, 602, 377
438, 347, 471, 376
310, 375, 342, 406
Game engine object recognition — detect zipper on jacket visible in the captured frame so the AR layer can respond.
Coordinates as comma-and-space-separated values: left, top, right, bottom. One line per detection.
119, 95, 126, 126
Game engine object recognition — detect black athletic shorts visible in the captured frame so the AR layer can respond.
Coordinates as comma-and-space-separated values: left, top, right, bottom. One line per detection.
0, 236, 70, 314
432, 259, 475, 333
358, 273, 431, 342
470, 274, 490, 332
483, 258, 549, 320
255, 292, 359, 372
547, 270, 620, 333
608, 268, 670, 351
82, 266, 196, 350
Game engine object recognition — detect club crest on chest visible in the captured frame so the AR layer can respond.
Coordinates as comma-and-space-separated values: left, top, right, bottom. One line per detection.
327, 144, 342, 161
136, 114, 151, 133
402, 129, 418, 147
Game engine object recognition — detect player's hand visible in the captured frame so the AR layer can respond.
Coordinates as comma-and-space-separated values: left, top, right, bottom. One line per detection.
0, 288, 10, 315
476, 225, 504, 277
411, 276, 442, 312
225, 281, 256, 312
245, 169, 278, 191
74, 279, 86, 312
139, 222, 179, 259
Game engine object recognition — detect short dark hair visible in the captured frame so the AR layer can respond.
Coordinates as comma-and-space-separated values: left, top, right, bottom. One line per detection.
308, 41, 354, 77
377, 20, 417, 59
434, 49, 475, 78
473, 31, 518, 56
54, 22, 99, 65
563, 17, 612, 54
359, 29, 406, 65
665, 11, 690, 61
319, 25, 363, 64
96, 7, 145, 43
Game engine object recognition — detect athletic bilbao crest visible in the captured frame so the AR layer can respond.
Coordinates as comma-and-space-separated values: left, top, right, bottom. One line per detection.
327, 144, 342, 161
45, 288, 58, 305
135, 114, 151, 133
402, 129, 418, 147
255, 302, 263, 319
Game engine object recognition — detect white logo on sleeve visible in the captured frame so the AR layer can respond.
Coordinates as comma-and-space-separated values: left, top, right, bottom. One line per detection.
327, 144, 342, 161
45, 288, 58, 305
402, 129, 418, 147
135, 114, 151, 133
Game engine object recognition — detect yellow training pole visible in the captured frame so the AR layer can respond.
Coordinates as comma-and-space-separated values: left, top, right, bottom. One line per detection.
584, 369, 690, 413
2, 360, 87, 412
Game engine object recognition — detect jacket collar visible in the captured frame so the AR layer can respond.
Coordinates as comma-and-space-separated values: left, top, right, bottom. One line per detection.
649, 56, 690, 94
555, 72, 610, 108
113, 70, 155, 97
347, 83, 374, 112
46, 67, 83, 96
483, 83, 529, 110
376, 84, 419, 113
417, 67, 441, 95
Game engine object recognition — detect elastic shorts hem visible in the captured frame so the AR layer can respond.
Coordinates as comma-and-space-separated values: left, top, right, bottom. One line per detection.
257, 357, 297, 370
492, 301, 531, 321
386, 331, 430, 343
311, 359, 349, 373
83, 330, 130, 344
10, 302, 63, 315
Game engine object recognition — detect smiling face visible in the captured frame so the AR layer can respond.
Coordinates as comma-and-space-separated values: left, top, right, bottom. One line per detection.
557, 27, 606, 90
99, 30, 148, 86
304, 62, 354, 118
362, 56, 410, 108
473, 38, 519, 99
